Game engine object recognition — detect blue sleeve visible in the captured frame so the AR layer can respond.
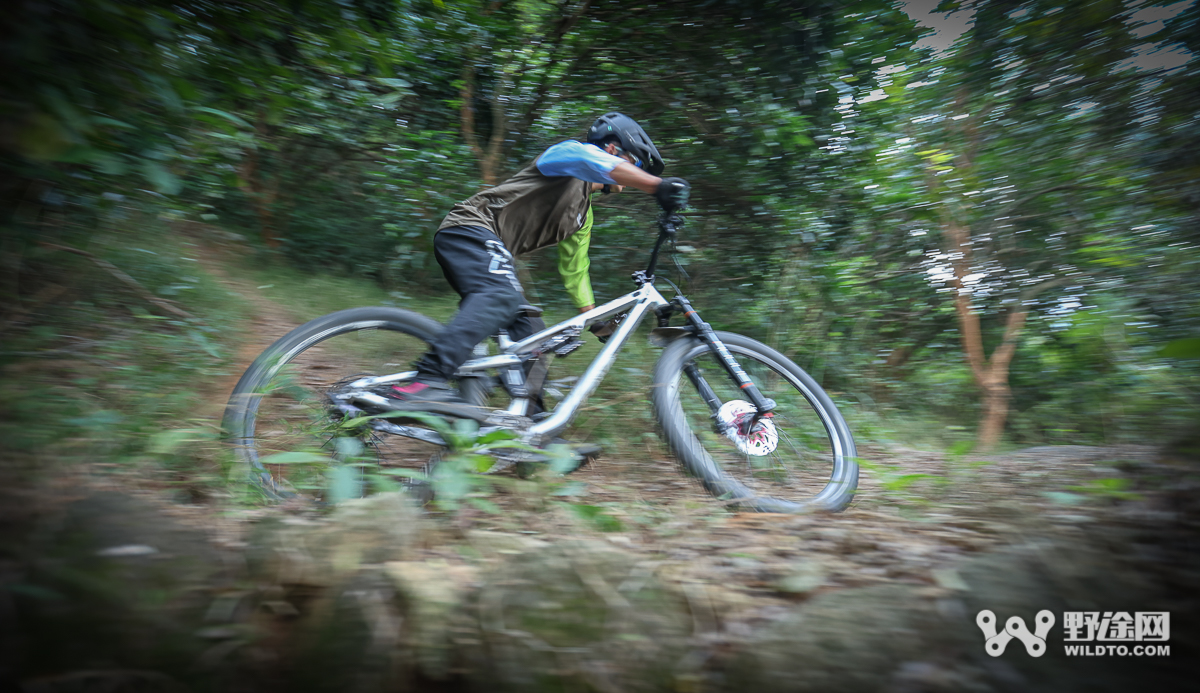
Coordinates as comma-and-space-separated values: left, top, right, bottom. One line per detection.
535, 140, 624, 185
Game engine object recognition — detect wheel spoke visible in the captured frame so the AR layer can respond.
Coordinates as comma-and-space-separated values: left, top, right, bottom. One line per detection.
223, 308, 456, 499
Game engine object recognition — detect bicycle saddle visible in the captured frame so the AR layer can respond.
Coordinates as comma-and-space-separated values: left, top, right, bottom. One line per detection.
518, 304, 544, 317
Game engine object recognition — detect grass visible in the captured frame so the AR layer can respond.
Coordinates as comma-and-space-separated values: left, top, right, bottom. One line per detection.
231, 253, 462, 324
0, 211, 251, 495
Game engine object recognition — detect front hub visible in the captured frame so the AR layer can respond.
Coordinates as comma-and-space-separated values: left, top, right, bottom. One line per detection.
715, 400, 778, 456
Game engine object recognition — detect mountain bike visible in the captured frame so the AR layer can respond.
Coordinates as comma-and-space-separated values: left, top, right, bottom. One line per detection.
222, 213, 858, 512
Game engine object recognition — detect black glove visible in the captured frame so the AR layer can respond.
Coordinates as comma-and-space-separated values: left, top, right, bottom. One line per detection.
654, 177, 690, 212
589, 319, 618, 343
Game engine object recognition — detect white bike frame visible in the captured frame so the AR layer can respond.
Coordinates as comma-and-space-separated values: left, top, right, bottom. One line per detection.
346, 283, 672, 445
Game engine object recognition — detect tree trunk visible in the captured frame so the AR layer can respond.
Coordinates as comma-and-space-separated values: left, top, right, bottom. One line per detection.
459, 62, 490, 185
944, 217, 1029, 451
252, 200, 279, 248
977, 378, 1012, 451
458, 1, 506, 186
459, 61, 507, 186
929, 94, 1074, 450
237, 162, 280, 248
236, 114, 282, 248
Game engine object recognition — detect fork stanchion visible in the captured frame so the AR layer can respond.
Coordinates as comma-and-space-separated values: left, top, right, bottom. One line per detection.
672, 294, 777, 419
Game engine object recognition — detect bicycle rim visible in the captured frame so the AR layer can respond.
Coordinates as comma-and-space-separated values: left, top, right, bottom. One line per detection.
657, 334, 857, 512
225, 310, 450, 498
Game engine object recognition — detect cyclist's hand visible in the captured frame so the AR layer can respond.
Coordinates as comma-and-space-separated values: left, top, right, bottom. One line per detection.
589, 320, 618, 343
654, 177, 690, 212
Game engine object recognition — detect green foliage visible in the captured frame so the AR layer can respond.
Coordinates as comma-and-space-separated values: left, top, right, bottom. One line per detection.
1069, 477, 1141, 502
0, 211, 247, 495
232, 258, 459, 325
857, 457, 943, 509
265, 406, 581, 512
566, 504, 624, 533
2, 0, 1198, 470
1161, 338, 1200, 360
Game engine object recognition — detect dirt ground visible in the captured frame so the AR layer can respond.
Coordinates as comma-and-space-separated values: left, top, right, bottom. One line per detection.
186, 233, 1198, 629
7, 232, 1194, 691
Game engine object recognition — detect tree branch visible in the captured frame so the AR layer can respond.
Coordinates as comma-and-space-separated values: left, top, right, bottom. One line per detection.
996, 184, 1097, 219
1018, 275, 1074, 302
511, 3, 596, 151
37, 243, 194, 319
989, 307, 1028, 376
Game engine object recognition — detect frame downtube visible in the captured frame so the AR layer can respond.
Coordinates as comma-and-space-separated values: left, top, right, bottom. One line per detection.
525, 290, 666, 443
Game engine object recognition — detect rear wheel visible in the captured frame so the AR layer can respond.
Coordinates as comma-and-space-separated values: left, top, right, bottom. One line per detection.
222, 307, 479, 499
651, 332, 858, 512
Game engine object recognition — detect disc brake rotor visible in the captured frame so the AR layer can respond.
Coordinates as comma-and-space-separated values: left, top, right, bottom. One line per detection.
716, 400, 778, 456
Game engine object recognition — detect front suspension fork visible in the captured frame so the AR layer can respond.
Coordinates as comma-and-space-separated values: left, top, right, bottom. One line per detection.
683, 362, 723, 412
672, 296, 776, 424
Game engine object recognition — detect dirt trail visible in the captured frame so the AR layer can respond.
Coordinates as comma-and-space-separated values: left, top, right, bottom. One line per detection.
177, 229, 1197, 616
189, 234, 302, 411
8, 228, 1194, 691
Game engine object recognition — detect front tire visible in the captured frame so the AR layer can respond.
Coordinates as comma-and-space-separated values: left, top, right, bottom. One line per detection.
651, 332, 858, 512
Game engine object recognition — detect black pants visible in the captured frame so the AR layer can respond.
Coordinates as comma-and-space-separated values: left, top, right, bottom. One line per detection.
414, 226, 545, 380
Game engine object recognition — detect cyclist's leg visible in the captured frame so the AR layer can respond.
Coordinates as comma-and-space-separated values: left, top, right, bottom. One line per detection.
414, 226, 524, 381
507, 311, 546, 345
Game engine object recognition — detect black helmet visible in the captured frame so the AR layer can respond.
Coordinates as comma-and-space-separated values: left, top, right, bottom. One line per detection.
586, 112, 664, 176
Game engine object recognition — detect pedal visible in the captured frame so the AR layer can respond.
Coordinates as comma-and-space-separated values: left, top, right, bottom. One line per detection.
553, 337, 584, 358
501, 366, 529, 397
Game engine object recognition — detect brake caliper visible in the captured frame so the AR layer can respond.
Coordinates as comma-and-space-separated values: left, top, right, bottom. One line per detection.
715, 400, 779, 457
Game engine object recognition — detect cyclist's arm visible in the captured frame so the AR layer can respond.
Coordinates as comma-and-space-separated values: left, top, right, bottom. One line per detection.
536, 141, 624, 183
537, 140, 664, 195
558, 207, 595, 312
608, 162, 661, 194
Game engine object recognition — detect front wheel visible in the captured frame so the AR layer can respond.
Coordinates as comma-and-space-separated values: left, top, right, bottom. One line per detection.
651, 332, 858, 512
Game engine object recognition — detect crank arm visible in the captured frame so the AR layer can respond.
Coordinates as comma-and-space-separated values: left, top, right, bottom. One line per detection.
368, 420, 446, 445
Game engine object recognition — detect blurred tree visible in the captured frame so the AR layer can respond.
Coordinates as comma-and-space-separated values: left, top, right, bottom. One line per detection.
1, 1, 189, 209
3, 0, 1194, 449
857, 0, 1198, 448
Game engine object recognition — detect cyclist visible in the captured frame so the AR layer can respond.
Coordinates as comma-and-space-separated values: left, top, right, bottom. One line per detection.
375, 112, 690, 407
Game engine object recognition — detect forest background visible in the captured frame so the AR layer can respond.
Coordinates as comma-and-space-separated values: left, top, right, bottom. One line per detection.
2, 0, 1199, 467
4, 3, 1200, 689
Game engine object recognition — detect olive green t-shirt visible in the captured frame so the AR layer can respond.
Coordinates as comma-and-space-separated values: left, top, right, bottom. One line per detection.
439, 153, 592, 257
557, 206, 595, 309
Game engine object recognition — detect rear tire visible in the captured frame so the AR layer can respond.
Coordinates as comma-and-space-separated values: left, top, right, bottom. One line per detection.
651, 332, 858, 512
222, 307, 474, 499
